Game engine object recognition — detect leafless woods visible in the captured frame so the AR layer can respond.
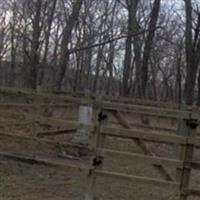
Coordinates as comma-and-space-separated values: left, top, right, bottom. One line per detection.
0, 0, 200, 105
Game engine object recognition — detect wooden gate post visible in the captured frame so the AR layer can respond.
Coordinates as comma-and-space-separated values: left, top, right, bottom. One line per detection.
85, 96, 105, 200
178, 117, 198, 200
32, 89, 42, 158
176, 120, 188, 183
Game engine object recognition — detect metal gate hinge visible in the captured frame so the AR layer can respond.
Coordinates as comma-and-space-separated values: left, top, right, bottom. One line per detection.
186, 119, 199, 129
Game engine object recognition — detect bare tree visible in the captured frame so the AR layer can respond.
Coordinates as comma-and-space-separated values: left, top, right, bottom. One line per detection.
184, 0, 200, 105
139, 0, 161, 97
38, 0, 57, 86
9, 1, 17, 86
55, 0, 83, 90
0, 0, 200, 104
27, 0, 43, 89
122, 0, 140, 96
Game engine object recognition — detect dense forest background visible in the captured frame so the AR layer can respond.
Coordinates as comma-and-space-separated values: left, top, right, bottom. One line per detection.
0, 0, 200, 105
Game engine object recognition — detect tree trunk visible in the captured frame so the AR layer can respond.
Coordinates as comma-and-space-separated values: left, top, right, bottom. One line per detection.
52, 18, 61, 66
184, 0, 194, 105
106, 42, 115, 95
197, 70, 200, 106
85, 47, 93, 91
150, 62, 157, 100
93, 46, 104, 93
140, 0, 160, 98
176, 53, 182, 104
55, 0, 83, 90
39, 0, 57, 86
28, 0, 42, 89
9, 2, 17, 87
184, 0, 200, 105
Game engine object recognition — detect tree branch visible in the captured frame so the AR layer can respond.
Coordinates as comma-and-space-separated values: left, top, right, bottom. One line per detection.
67, 26, 162, 55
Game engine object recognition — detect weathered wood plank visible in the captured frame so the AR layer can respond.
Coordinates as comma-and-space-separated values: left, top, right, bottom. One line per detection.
0, 103, 73, 108
101, 126, 200, 147
103, 102, 194, 119
0, 131, 185, 169
1, 122, 200, 148
0, 151, 89, 170
179, 119, 198, 200
0, 150, 180, 188
95, 170, 180, 188
37, 129, 77, 137
99, 148, 183, 168
0, 132, 92, 152
101, 126, 188, 145
0, 86, 197, 120
191, 161, 200, 170
184, 189, 200, 196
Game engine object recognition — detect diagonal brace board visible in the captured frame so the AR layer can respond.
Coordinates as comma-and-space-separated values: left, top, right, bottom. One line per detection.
111, 110, 173, 181
37, 128, 77, 137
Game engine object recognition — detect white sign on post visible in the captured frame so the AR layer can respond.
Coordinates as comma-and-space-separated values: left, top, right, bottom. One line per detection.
72, 104, 93, 145
79, 105, 93, 124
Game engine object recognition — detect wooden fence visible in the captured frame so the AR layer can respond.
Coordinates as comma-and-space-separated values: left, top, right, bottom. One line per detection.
0, 87, 200, 199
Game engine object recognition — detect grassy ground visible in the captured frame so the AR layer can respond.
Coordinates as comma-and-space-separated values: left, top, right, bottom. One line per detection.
0, 159, 179, 200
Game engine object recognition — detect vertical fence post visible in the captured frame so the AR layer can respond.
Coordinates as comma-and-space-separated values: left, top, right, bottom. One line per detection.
32, 93, 38, 137
85, 96, 104, 200
178, 116, 198, 200
32, 88, 41, 158
176, 120, 188, 183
